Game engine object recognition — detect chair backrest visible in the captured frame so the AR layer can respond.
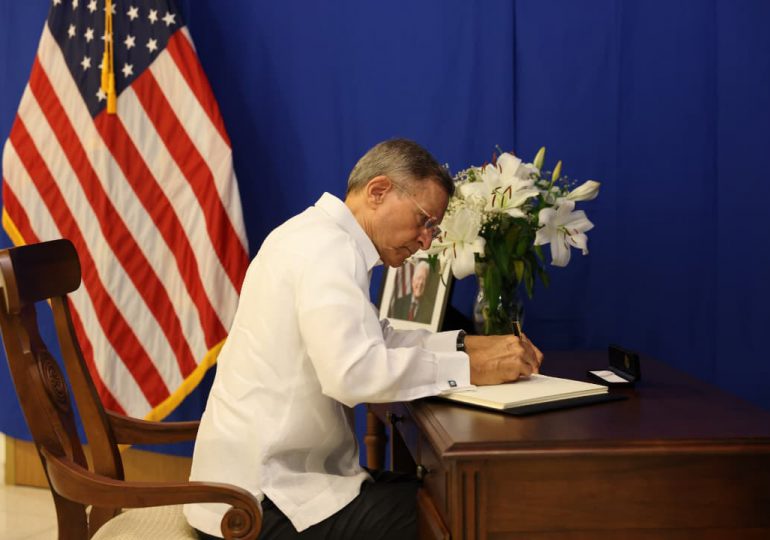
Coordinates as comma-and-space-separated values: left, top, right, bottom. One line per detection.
0, 239, 124, 537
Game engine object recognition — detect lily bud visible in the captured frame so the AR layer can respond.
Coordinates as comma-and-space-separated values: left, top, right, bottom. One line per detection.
551, 160, 562, 182
533, 146, 546, 170
566, 180, 601, 201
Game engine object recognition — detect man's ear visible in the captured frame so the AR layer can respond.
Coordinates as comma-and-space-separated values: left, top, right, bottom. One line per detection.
366, 175, 392, 207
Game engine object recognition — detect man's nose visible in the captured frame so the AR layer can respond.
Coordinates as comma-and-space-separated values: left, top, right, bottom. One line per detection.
416, 228, 433, 250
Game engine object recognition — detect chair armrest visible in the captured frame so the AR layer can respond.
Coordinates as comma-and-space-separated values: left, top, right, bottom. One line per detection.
106, 410, 199, 445
41, 448, 260, 540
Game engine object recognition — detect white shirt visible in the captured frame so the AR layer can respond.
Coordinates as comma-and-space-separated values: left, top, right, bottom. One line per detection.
184, 193, 470, 534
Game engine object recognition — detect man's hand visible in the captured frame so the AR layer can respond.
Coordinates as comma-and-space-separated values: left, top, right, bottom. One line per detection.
463, 333, 544, 385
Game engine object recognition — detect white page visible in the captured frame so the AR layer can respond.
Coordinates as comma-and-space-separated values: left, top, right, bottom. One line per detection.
444, 374, 606, 409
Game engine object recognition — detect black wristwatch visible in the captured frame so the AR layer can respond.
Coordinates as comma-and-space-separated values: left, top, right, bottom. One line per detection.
456, 330, 467, 352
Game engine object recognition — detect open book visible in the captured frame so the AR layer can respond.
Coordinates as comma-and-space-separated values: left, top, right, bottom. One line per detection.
440, 374, 610, 413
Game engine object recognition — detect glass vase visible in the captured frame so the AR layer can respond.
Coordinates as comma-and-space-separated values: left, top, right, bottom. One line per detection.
472, 272, 524, 336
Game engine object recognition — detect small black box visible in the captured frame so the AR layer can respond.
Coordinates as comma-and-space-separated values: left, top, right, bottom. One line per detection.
587, 344, 641, 387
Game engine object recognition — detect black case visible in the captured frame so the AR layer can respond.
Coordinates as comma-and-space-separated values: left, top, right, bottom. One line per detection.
587, 344, 641, 387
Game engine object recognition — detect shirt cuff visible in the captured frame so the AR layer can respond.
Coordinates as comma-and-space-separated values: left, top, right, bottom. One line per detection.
434, 351, 471, 393
424, 330, 464, 353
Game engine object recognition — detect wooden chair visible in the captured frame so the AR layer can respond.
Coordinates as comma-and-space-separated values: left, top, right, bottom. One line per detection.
0, 239, 261, 539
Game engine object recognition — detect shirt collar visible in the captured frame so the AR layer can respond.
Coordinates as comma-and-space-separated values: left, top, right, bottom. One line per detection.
315, 193, 381, 271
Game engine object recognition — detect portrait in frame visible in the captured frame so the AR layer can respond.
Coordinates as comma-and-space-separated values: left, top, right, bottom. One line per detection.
379, 257, 452, 331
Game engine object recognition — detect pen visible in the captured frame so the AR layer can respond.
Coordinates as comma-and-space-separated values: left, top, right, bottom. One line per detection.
512, 320, 522, 338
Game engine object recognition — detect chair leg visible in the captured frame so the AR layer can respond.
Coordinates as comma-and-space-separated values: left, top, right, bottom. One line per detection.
51, 491, 88, 540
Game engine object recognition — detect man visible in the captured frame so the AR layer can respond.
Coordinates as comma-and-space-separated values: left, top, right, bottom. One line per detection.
389, 260, 434, 323
185, 139, 543, 539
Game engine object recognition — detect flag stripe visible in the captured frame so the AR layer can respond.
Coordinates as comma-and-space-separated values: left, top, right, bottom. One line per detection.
27, 56, 198, 380
0, 179, 124, 413
3, 140, 151, 414
93, 109, 229, 353
165, 30, 232, 148
150, 44, 247, 252
35, 27, 216, 358
9, 116, 170, 406
1, 182, 34, 247
130, 69, 249, 291
111, 85, 233, 342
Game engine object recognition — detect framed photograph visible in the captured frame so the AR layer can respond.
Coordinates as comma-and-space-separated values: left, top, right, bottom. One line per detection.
378, 257, 453, 332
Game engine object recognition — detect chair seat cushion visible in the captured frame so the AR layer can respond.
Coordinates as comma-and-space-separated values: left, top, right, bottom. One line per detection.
91, 505, 198, 539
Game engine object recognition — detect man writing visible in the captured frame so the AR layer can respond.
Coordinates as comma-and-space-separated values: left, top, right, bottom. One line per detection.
185, 139, 543, 539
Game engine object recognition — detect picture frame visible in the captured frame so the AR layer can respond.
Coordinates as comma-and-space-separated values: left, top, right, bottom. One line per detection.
378, 257, 453, 332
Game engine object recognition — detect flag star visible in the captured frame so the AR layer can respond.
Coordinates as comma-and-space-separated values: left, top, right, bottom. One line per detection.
87, 0, 97, 13
72, 0, 78, 9
162, 12, 176, 27
84, 27, 94, 42
53, 0, 62, 5
80, 56, 91, 70
148, 9, 158, 23
104, 2, 116, 14
146, 38, 158, 53
67, 24, 76, 38
122, 63, 134, 78
96, 87, 106, 101
127, 6, 139, 20
124, 34, 136, 49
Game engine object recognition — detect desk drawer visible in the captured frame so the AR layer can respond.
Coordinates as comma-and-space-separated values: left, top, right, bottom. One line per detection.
417, 428, 448, 522
385, 403, 450, 526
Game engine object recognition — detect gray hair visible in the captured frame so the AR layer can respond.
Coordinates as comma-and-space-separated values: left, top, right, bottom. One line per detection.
346, 138, 454, 197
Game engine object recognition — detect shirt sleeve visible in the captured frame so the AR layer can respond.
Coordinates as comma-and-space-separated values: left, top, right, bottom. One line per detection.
296, 245, 470, 407
380, 318, 460, 352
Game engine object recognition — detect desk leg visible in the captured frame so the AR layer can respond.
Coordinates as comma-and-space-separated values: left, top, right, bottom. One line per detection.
364, 406, 386, 470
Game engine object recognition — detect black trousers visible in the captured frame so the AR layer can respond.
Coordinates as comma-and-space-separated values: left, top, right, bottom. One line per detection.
195, 470, 419, 540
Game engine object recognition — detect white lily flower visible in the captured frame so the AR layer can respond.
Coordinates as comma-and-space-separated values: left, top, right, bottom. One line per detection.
496, 152, 539, 184
431, 206, 486, 279
445, 236, 486, 279
422, 237, 484, 280
443, 205, 482, 241
534, 199, 594, 267
461, 153, 539, 217
491, 184, 540, 218
566, 180, 601, 202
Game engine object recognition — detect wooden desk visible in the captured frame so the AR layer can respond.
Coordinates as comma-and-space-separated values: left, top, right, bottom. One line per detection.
365, 351, 770, 539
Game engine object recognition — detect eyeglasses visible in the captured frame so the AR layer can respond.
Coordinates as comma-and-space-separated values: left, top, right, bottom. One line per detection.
391, 181, 442, 240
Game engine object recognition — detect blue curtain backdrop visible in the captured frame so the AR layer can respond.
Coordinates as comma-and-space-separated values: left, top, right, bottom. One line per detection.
2, 0, 769, 455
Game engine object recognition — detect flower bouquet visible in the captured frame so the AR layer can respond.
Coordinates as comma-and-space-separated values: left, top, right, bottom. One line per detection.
427, 147, 600, 335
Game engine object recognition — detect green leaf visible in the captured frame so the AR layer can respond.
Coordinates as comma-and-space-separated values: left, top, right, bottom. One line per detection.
425, 254, 440, 273
504, 221, 520, 252
533, 244, 545, 263
485, 263, 502, 314
538, 266, 550, 288
515, 236, 529, 258
513, 259, 525, 283
524, 261, 535, 298
496, 245, 511, 278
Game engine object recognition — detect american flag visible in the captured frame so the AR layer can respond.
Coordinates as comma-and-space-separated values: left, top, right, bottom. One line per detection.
1, 0, 249, 420
390, 261, 414, 313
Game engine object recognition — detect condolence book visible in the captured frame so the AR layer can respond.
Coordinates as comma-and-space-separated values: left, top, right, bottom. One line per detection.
440, 374, 621, 415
